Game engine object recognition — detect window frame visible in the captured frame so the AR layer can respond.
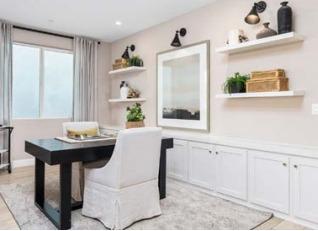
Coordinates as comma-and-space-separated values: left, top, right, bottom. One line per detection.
12, 42, 74, 120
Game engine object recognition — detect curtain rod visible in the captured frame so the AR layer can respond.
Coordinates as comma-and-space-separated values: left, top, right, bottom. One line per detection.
13, 25, 101, 44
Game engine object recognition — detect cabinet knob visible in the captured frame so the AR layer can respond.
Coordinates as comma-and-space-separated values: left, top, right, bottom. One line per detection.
294, 165, 298, 169
215, 151, 219, 155
282, 163, 287, 167
209, 150, 212, 154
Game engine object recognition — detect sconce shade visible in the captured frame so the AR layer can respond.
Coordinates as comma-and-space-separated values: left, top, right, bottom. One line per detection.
171, 32, 181, 47
121, 45, 135, 59
245, 1, 267, 25
121, 47, 130, 59
245, 5, 260, 24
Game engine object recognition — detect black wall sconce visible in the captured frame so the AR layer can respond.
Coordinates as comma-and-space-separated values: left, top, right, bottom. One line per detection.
171, 28, 187, 47
245, 1, 267, 25
121, 44, 135, 59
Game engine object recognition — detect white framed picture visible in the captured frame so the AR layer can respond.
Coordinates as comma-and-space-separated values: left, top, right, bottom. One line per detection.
157, 41, 210, 131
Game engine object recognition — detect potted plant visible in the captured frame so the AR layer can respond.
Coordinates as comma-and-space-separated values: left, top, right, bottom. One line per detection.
126, 103, 145, 128
223, 72, 249, 94
128, 55, 144, 67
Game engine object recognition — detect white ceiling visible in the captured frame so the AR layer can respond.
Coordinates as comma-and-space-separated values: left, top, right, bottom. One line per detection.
0, 0, 214, 42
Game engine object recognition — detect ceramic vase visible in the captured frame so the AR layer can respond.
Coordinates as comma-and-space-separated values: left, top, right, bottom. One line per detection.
256, 22, 278, 39
278, 1, 293, 34
228, 29, 244, 45
120, 81, 129, 99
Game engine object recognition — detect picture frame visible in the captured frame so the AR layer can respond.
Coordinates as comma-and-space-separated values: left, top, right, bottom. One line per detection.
157, 41, 210, 131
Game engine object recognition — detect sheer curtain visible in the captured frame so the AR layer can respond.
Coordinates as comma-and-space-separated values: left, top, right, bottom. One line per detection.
0, 22, 13, 126
73, 37, 98, 122
0, 21, 12, 167
72, 36, 99, 201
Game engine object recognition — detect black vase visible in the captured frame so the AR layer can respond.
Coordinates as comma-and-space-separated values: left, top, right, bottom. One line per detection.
278, 1, 293, 34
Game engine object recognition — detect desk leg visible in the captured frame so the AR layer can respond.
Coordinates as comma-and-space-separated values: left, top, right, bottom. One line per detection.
59, 163, 72, 230
159, 147, 166, 199
35, 158, 45, 207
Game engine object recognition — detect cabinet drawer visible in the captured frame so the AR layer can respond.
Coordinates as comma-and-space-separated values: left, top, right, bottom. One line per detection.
188, 142, 215, 190
216, 146, 247, 200
248, 151, 289, 213
292, 157, 318, 223
167, 139, 188, 181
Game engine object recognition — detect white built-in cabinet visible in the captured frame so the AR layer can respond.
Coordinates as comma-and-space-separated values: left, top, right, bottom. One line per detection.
188, 142, 215, 190
248, 151, 290, 213
166, 140, 188, 181
166, 138, 318, 227
292, 158, 318, 223
216, 146, 247, 200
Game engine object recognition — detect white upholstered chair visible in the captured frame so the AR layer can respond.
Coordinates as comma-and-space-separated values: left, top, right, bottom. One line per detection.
62, 121, 101, 201
82, 127, 162, 229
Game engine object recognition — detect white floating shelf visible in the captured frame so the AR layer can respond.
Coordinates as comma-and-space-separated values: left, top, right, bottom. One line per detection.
108, 98, 146, 103
215, 90, 305, 99
109, 66, 146, 75
215, 32, 304, 54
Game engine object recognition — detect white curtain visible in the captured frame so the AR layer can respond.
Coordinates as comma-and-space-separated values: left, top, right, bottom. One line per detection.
0, 21, 12, 165
73, 37, 98, 121
0, 22, 13, 126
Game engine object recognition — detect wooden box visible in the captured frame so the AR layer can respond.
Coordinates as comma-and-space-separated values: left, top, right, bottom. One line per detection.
112, 63, 128, 70
115, 58, 127, 64
126, 121, 145, 129
112, 58, 128, 70
251, 69, 285, 80
246, 78, 289, 92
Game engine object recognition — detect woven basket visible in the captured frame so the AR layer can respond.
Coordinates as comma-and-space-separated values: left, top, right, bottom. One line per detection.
246, 78, 289, 92
126, 121, 145, 129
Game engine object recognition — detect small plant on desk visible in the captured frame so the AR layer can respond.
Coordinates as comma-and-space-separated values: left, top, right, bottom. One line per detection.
126, 103, 145, 129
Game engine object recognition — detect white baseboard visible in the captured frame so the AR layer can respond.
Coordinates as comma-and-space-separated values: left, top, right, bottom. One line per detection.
12, 158, 34, 168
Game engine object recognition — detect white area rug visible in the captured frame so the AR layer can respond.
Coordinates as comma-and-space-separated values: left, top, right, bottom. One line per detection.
0, 179, 272, 230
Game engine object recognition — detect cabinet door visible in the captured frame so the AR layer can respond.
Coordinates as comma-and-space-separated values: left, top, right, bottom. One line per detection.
216, 146, 247, 200
249, 151, 289, 213
188, 142, 215, 190
292, 157, 318, 223
167, 139, 188, 181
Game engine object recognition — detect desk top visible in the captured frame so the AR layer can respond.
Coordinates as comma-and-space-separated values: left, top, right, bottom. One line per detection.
25, 137, 173, 165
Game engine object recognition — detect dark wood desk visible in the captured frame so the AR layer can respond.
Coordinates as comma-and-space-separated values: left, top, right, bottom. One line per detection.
25, 137, 173, 230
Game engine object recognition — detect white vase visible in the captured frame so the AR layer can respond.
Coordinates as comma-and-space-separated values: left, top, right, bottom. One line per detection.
228, 29, 244, 45
120, 86, 129, 99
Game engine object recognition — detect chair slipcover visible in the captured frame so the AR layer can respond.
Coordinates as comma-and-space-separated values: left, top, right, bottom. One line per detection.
82, 127, 162, 229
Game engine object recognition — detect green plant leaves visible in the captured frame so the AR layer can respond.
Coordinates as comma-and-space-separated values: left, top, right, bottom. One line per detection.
126, 103, 145, 122
223, 72, 250, 93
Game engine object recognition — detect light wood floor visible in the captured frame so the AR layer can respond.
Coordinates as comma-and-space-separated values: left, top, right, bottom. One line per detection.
0, 166, 309, 230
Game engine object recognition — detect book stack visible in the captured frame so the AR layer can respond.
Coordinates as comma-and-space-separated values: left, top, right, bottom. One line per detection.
246, 69, 289, 92
112, 58, 128, 70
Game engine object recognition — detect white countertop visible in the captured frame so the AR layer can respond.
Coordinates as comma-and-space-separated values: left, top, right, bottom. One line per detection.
99, 125, 318, 159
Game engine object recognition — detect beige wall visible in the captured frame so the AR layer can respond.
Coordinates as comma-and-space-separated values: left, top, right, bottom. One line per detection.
11, 29, 111, 161
109, 0, 318, 146
12, 118, 70, 161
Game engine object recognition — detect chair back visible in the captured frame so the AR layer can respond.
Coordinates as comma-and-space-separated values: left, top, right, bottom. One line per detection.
62, 121, 100, 136
106, 127, 162, 188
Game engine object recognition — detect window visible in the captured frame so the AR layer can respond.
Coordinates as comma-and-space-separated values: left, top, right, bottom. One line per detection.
12, 44, 73, 119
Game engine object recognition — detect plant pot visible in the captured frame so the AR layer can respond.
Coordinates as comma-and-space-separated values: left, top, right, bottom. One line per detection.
126, 121, 145, 129
229, 82, 246, 93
